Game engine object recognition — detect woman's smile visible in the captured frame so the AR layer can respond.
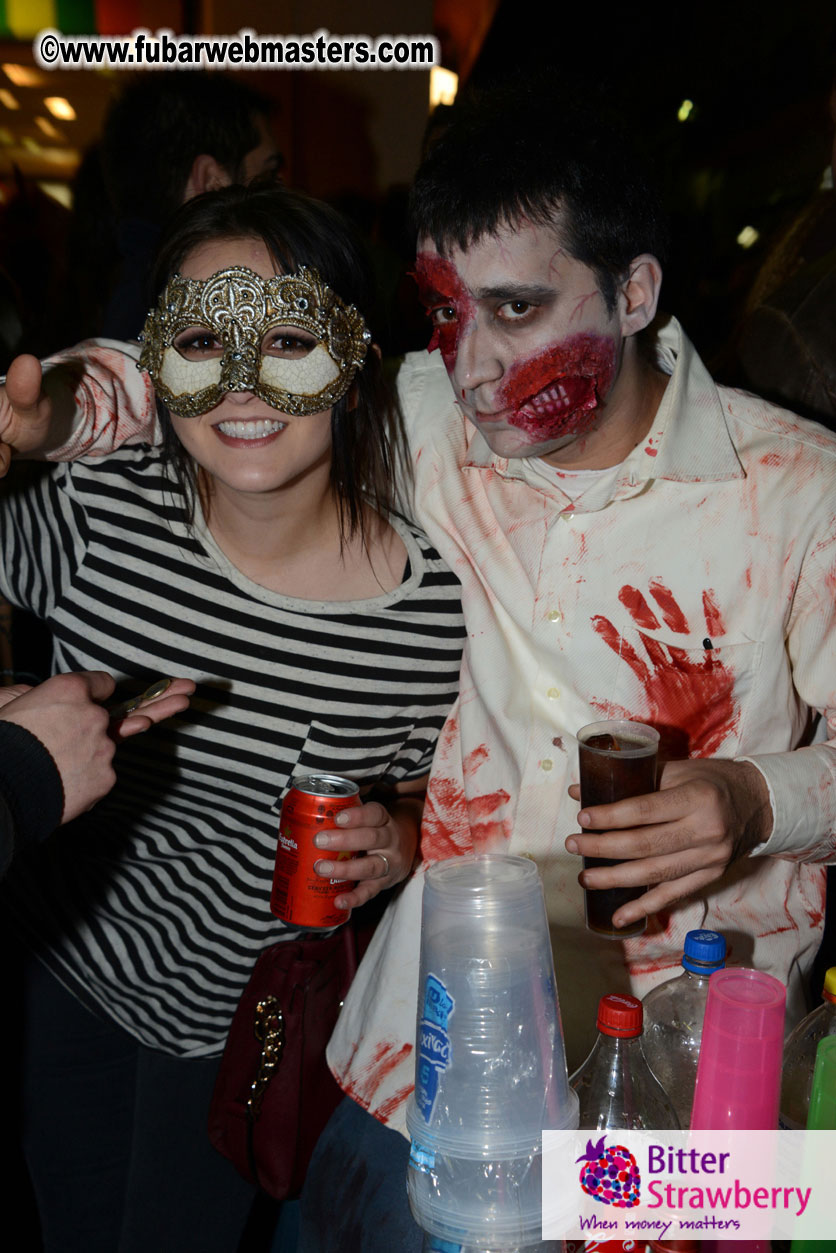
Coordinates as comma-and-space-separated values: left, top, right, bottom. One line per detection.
213, 416, 287, 445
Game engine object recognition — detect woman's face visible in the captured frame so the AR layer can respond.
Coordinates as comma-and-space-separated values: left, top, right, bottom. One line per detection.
169, 236, 335, 499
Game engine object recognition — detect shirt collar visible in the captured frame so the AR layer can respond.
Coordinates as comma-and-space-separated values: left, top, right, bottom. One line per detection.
462, 316, 746, 507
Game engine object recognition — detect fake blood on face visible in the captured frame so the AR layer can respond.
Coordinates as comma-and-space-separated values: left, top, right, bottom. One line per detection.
494, 333, 618, 440
413, 252, 475, 371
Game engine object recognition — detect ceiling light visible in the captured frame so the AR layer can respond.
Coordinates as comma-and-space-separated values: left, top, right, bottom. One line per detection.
430, 67, 458, 109
36, 116, 62, 140
45, 96, 76, 121
737, 225, 760, 249
3, 64, 46, 88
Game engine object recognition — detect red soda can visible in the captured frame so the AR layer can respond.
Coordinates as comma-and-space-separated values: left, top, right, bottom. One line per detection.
270, 773, 361, 929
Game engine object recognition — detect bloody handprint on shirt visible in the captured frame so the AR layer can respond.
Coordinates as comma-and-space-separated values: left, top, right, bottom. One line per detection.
421, 717, 512, 861
590, 582, 739, 759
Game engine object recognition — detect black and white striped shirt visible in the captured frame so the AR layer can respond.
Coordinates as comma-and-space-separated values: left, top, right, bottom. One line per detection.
1, 449, 465, 1056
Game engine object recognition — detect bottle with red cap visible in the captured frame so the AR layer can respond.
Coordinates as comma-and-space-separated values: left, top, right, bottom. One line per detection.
569, 992, 680, 1131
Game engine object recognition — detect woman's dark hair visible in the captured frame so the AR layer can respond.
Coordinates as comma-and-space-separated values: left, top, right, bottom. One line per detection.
149, 183, 408, 545
411, 80, 669, 312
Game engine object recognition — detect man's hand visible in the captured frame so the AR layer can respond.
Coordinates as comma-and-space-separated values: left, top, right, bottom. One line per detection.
109, 677, 196, 739
0, 354, 60, 475
0, 671, 194, 823
312, 780, 425, 911
565, 758, 773, 928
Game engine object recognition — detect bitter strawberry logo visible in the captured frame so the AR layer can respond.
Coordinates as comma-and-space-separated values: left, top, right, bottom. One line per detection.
576, 1136, 641, 1208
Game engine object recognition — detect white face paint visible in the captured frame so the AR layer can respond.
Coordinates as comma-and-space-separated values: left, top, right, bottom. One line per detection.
139, 261, 370, 419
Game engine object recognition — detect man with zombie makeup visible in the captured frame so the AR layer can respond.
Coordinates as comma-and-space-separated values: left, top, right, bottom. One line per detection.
301, 86, 836, 1247
2, 88, 836, 1251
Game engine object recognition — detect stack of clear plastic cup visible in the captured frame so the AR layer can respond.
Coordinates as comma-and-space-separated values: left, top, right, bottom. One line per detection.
691, 967, 786, 1130
406, 855, 578, 1250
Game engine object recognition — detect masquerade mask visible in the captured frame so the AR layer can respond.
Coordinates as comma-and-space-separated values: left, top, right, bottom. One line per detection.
138, 264, 371, 418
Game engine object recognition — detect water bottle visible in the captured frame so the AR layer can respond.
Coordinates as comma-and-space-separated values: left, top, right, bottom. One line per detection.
780, 965, 836, 1129
641, 929, 726, 1127
569, 992, 679, 1130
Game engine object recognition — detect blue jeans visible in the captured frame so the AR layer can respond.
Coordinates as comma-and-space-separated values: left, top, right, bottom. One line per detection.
298, 1095, 424, 1252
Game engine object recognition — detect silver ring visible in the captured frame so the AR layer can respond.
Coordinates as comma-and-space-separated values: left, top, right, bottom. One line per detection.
377, 853, 390, 879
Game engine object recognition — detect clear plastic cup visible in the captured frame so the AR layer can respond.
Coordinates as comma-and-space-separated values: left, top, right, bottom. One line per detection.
408, 1139, 545, 1247
408, 1112, 577, 1249
691, 967, 787, 1130
577, 719, 659, 939
407, 855, 578, 1246
407, 855, 576, 1155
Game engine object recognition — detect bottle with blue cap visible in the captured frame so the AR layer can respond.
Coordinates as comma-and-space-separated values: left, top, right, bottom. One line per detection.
640, 928, 727, 1128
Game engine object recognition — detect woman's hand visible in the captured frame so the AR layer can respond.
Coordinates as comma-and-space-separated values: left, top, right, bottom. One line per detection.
312, 777, 426, 910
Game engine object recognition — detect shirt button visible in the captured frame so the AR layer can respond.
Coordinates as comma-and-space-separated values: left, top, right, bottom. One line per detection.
540, 759, 554, 772
547, 687, 560, 700
547, 610, 562, 623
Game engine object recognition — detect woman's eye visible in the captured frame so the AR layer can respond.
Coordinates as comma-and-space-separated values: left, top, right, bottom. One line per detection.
262, 331, 316, 357
497, 300, 533, 321
429, 305, 457, 326
174, 330, 221, 358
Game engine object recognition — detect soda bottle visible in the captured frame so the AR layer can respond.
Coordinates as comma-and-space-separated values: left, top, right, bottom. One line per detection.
641, 929, 726, 1127
790, 1036, 836, 1253
780, 965, 836, 1129
569, 992, 679, 1130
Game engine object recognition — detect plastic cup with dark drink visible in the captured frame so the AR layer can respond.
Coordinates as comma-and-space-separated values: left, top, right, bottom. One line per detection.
576, 719, 659, 940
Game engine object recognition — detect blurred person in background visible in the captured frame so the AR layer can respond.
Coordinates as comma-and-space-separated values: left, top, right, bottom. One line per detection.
736, 62, 836, 425
82, 71, 284, 342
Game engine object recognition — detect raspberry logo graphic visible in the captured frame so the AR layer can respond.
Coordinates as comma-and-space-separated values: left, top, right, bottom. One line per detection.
576, 1136, 641, 1208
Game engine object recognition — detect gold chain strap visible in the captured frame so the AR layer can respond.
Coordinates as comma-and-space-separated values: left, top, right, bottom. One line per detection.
247, 995, 285, 1119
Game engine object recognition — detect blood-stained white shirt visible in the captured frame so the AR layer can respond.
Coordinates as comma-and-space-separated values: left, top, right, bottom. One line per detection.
40, 321, 836, 1134
327, 316, 836, 1135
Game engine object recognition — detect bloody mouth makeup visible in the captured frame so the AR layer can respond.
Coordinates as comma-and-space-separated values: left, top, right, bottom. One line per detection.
494, 333, 618, 439
413, 252, 475, 371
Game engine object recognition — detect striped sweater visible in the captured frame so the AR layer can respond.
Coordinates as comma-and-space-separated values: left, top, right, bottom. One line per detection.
0, 449, 464, 1056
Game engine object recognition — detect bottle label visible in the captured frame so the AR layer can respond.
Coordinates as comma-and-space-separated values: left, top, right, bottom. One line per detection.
408, 1140, 436, 1173
415, 973, 455, 1124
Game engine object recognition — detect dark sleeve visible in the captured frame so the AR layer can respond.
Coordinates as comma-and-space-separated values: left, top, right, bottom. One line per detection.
0, 722, 64, 878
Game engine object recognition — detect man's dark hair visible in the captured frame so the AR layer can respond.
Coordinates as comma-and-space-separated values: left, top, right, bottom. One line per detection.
150, 183, 408, 547
101, 73, 277, 224
411, 81, 669, 311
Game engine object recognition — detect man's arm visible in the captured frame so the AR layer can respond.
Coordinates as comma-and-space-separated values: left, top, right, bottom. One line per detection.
566, 511, 836, 927
0, 341, 159, 475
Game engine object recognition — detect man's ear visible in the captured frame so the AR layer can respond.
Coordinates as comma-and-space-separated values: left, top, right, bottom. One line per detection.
182, 153, 233, 203
618, 254, 663, 337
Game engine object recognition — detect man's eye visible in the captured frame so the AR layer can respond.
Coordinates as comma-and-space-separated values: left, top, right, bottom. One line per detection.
174, 329, 221, 357
429, 305, 457, 326
497, 300, 533, 321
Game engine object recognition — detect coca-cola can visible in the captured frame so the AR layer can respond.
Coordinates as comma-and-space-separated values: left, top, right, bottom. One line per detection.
270, 773, 361, 929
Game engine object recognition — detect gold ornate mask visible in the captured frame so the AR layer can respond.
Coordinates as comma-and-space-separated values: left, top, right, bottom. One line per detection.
138, 264, 371, 418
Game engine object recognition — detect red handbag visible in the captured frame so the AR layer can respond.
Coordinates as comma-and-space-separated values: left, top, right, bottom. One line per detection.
208, 925, 357, 1200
